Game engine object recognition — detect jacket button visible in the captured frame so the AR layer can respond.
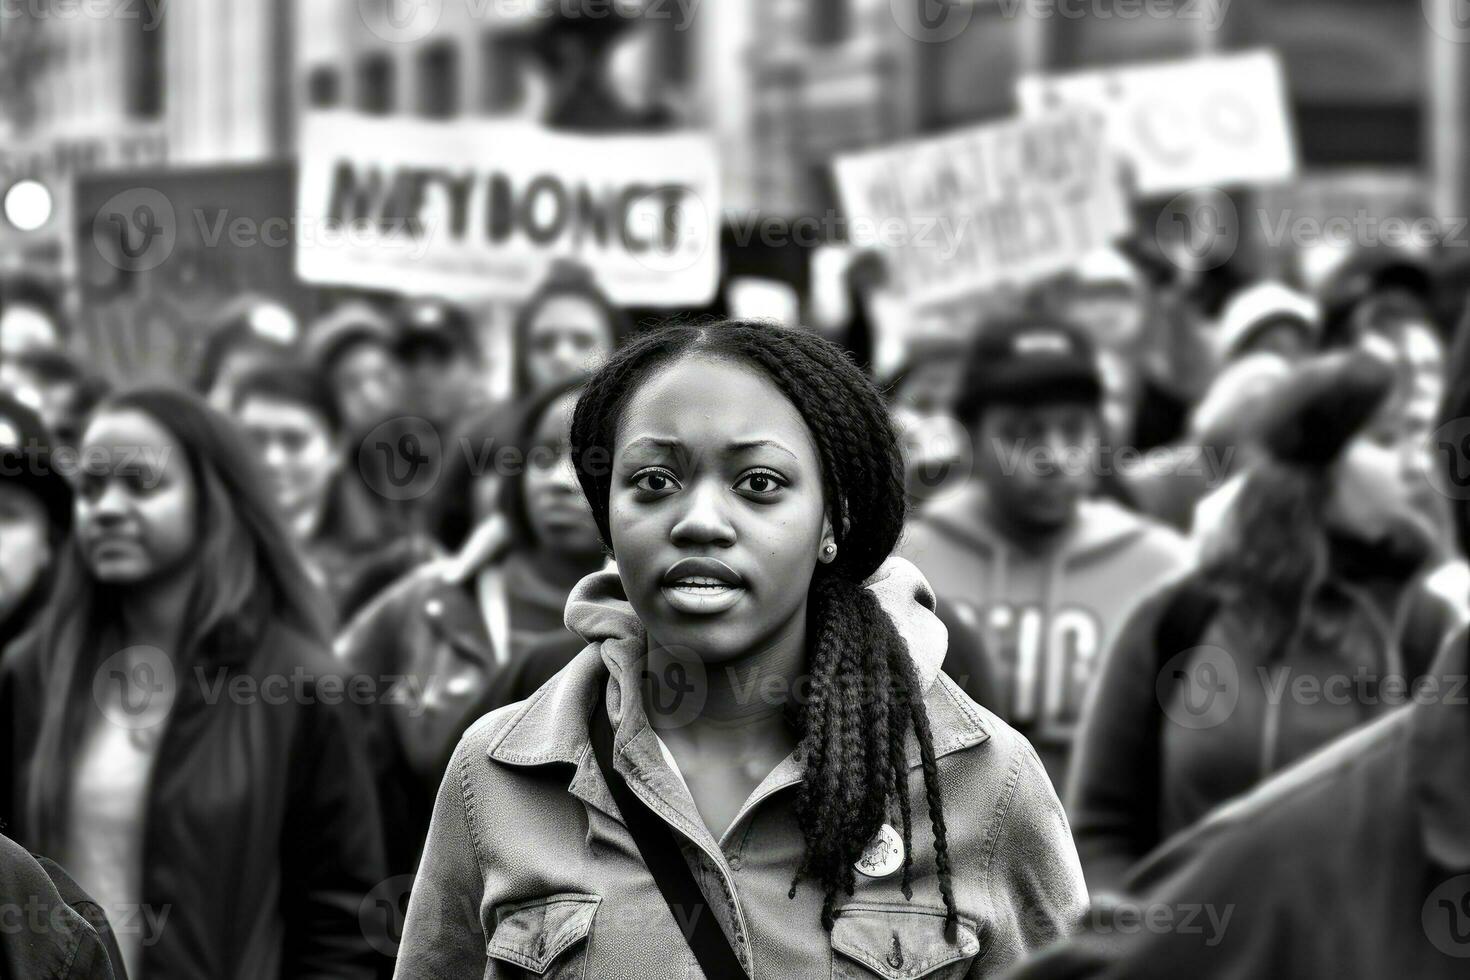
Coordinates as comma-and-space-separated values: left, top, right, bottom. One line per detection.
727, 855, 742, 870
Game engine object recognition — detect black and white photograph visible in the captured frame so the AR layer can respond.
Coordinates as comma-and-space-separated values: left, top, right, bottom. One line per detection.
2, 0, 1470, 977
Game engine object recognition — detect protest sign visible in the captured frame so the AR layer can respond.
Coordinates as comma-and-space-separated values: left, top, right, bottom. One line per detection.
296, 112, 719, 307
1016, 49, 1297, 196
834, 108, 1130, 308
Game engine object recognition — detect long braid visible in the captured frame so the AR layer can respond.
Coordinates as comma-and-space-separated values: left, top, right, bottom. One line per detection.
570, 320, 959, 933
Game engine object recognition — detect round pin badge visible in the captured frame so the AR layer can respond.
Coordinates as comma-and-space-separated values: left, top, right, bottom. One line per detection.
855, 823, 904, 878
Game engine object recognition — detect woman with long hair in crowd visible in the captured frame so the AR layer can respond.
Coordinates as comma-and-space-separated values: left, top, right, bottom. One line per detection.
0, 387, 385, 979
395, 320, 1085, 977
338, 376, 607, 883
1068, 347, 1462, 896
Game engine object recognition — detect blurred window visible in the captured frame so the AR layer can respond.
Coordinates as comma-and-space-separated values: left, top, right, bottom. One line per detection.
306, 67, 341, 109
126, 12, 164, 119
808, 0, 849, 47
358, 53, 395, 115
419, 42, 459, 119
479, 32, 525, 113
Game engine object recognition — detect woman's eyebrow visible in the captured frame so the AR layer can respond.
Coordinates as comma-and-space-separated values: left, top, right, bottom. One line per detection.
621, 435, 683, 455
727, 439, 800, 464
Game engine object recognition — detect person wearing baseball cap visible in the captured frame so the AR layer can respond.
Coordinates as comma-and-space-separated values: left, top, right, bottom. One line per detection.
394, 298, 487, 431
0, 391, 72, 653
900, 315, 1190, 792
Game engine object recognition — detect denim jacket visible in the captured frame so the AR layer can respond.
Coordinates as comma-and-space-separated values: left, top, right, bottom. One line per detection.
395, 558, 1086, 979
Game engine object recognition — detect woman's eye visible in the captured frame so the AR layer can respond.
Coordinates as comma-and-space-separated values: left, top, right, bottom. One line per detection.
735, 470, 785, 496
632, 469, 680, 494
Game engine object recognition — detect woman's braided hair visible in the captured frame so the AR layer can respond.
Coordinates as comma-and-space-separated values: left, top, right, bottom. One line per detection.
569, 319, 957, 932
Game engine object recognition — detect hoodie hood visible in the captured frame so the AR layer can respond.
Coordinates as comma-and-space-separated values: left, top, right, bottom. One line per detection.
916, 481, 1162, 566
564, 555, 951, 697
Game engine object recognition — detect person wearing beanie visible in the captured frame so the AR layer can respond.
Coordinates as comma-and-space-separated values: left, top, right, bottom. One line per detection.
305, 300, 408, 436
1066, 346, 1461, 899
193, 293, 299, 413
900, 315, 1191, 792
0, 392, 72, 654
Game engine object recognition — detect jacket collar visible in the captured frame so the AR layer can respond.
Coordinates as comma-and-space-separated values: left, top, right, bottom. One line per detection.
1410, 626, 1470, 871
485, 557, 989, 771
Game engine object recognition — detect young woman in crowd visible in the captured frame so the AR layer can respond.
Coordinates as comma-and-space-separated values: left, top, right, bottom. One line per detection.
396, 321, 1085, 978
337, 376, 607, 881
1068, 348, 1462, 896
0, 387, 385, 979
513, 260, 629, 398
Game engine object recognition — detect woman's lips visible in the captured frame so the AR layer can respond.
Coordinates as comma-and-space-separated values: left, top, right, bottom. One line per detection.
659, 558, 747, 616
660, 580, 745, 616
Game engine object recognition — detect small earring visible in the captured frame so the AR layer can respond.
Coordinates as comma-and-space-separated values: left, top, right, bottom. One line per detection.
821, 542, 837, 561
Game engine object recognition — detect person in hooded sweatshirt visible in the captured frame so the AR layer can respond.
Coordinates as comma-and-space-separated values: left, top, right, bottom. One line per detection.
1002, 304, 1470, 980
900, 315, 1191, 791
396, 320, 1086, 978
1067, 346, 1462, 898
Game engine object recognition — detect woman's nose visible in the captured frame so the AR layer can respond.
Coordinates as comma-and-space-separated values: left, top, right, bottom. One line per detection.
669, 480, 735, 546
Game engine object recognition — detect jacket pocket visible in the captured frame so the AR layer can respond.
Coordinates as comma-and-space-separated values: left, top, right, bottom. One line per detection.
831, 903, 984, 980
486, 893, 600, 978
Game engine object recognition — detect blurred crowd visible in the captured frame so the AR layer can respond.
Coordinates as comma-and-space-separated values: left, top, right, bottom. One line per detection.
2, 219, 1470, 978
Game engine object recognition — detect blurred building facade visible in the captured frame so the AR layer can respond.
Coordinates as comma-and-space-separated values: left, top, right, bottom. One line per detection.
0, 0, 1456, 282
